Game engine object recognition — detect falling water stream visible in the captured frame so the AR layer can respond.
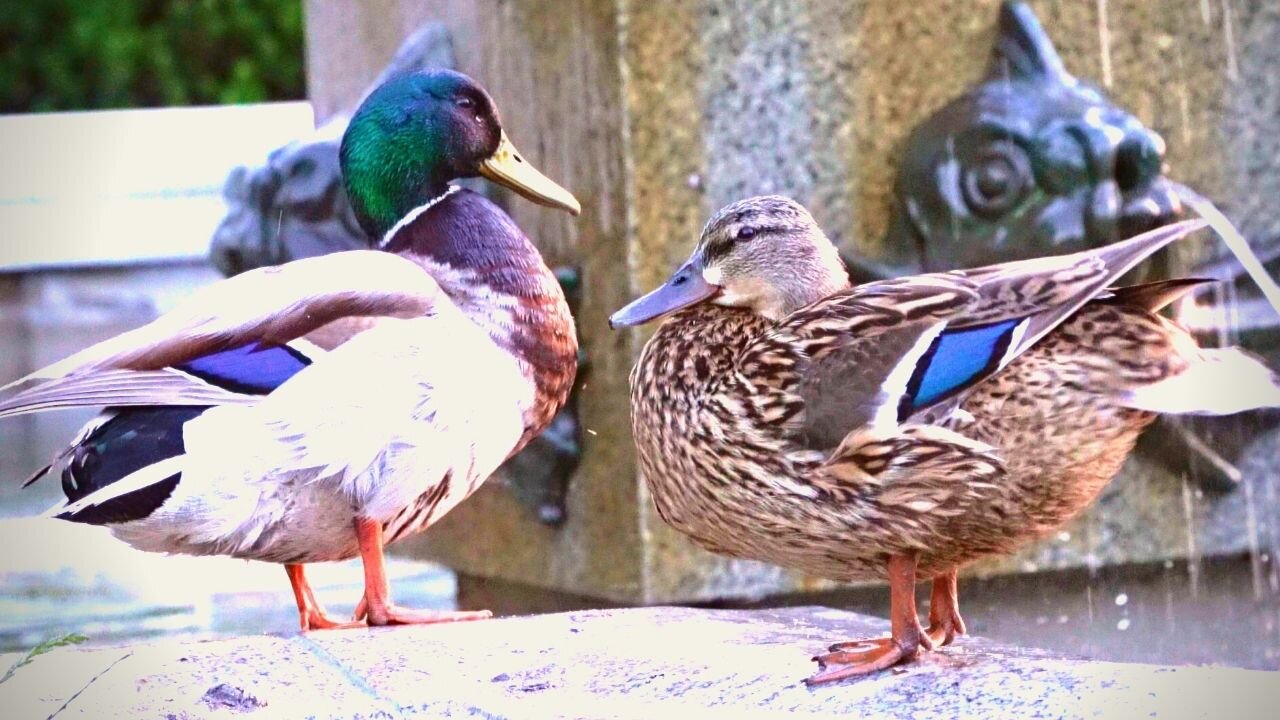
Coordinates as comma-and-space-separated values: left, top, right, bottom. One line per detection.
1174, 183, 1280, 315
1167, 182, 1280, 659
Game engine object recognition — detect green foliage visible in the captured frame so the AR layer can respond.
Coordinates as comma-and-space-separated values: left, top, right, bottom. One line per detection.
0, 633, 88, 685
0, 1, 305, 112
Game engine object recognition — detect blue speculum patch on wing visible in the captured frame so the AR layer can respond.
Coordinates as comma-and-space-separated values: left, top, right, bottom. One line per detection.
176, 343, 311, 395
901, 318, 1022, 416
55, 344, 314, 526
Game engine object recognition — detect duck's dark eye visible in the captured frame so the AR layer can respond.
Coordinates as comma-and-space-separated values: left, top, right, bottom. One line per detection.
736, 226, 757, 240
455, 96, 476, 110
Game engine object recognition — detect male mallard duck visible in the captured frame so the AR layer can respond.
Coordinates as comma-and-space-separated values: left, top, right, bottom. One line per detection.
610, 196, 1280, 684
2, 69, 581, 630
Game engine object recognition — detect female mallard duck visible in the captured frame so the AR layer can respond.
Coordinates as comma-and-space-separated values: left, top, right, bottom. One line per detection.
2, 70, 581, 631
610, 195, 1280, 684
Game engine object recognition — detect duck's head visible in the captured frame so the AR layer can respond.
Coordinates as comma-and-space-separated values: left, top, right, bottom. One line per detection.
610, 196, 849, 327
340, 69, 580, 239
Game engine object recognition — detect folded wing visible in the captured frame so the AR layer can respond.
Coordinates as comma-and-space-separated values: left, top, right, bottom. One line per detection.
759, 219, 1207, 448
0, 250, 440, 417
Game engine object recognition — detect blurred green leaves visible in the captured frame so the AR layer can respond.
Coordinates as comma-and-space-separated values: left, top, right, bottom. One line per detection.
0, 1, 305, 112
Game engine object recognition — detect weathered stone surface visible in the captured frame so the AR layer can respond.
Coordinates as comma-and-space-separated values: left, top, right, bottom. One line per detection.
1222, 2, 1280, 242
619, 0, 1279, 600
300, 0, 1280, 605
3, 606, 1275, 719
306, 0, 643, 603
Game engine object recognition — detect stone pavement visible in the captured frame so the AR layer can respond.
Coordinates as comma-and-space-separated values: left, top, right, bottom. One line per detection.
2, 605, 1275, 719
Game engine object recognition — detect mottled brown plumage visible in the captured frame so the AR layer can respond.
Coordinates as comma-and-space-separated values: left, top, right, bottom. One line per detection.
612, 196, 1280, 683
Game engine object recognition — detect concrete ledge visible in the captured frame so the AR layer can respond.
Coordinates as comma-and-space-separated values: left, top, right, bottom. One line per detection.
2, 606, 1275, 719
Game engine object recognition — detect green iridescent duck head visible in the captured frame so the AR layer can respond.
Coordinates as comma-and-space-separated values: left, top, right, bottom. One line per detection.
339, 69, 580, 239
610, 196, 849, 327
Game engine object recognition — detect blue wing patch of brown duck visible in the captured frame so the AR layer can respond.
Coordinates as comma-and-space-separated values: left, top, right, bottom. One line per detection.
898, 317, 1026, 419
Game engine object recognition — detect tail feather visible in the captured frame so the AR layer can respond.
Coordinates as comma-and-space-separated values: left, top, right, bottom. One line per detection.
1102, 278, 1216, 312
20, 463, 54, 489
956, 219, 1209, 374
1122, 347, 1280, 416
46, 455, 186, 523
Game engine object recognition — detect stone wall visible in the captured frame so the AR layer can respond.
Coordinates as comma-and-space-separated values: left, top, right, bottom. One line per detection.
303, 0, 1280, 603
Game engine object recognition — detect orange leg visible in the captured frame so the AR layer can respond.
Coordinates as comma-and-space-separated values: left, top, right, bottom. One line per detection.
285, 563, 363, 631
926, 569, 967, 647
350, 517, 493, 626
807, 554, 929, 685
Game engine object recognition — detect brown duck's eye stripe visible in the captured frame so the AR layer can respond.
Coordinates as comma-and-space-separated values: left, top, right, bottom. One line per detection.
703, 239, 734, 262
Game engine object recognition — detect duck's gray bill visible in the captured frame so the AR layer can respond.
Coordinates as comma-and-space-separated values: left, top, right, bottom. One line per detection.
609, 263, 720, 328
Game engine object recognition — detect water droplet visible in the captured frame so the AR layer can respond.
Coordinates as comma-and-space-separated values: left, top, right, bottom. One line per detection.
1056, 531, 1071, 543
1117, 618, 1131, 631
687, 174, 702, 190
1115, 593, 1129, 607
1057, 614, 1070, 624
1035, 616, 1048, 626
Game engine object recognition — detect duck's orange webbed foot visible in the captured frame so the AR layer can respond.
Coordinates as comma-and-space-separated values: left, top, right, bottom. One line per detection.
808, 633, 924, 684
285, 563, 366, 632
352, 517, 494, 627
806, 554, 930, 686
351, 595, 492, 626
925, 569, 967, 647
302, 607, 366, 631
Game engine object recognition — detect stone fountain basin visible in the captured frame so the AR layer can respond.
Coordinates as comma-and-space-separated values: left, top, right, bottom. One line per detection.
2, 605, 1275, 719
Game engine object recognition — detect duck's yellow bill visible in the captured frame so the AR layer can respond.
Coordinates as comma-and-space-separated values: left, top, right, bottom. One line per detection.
479, 131, 581, 216
609, 261, 721, 328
